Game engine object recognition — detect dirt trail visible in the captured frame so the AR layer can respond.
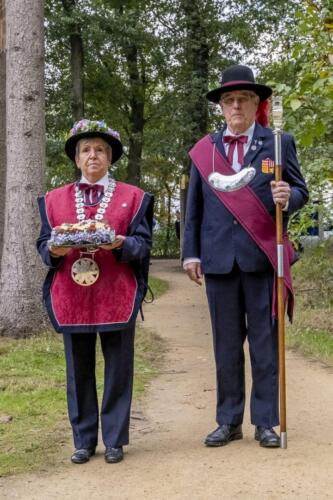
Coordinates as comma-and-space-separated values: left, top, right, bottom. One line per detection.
1, 259, 333, 500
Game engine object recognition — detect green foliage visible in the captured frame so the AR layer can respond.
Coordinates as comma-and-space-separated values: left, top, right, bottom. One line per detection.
44, 0, 302, 222
264, 1, 333, 147
262, 1, 333, 240
45, 0, 333, 245
152, 222, 180, 258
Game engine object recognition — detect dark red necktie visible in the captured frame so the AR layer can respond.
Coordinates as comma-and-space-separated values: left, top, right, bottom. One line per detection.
78, 183, 104, 205
223, 135, 248, 166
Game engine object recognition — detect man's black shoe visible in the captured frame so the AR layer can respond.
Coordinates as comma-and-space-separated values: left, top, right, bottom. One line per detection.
205, 424, 243, 447
105, 446, 124, 463
71, 447, 95, 464
255, 426, 280, 448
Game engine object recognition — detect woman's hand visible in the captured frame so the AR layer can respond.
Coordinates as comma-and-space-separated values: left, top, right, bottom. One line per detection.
100, 235, 126, 251
48, 245, 72, 257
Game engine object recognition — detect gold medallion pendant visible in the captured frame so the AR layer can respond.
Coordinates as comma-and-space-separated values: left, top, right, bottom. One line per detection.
71, 256, 100, 286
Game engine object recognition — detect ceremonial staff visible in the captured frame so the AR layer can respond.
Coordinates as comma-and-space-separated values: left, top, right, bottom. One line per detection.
272, 96, 287, 449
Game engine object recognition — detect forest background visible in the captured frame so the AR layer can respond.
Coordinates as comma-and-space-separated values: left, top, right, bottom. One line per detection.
0, 0, 332, 338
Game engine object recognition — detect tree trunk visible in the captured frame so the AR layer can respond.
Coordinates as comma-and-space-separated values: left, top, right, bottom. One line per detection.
125, 42, 145, 186
70, 32, 84, 121
0, 0, 46, 337
61, 0, 84, 121
179, 0, 209, 250
163, 182, 172, 257
0, 0, 6, 265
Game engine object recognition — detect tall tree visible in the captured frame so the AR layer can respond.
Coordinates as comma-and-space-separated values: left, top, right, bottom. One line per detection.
113, 4, 147, 186
0, 0, 5, 264
0, 0, 46, 337
61, 0, 84, 121
178, 0, 210, 241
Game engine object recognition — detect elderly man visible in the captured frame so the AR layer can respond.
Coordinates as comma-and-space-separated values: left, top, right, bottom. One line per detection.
183, 65, 308, 448
37, 119, 153, 464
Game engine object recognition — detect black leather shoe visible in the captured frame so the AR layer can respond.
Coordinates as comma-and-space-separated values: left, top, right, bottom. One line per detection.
71, 447, 95, 464
255, 426, 280, 448
205, 424, 243, 447
105, 446, 124, 463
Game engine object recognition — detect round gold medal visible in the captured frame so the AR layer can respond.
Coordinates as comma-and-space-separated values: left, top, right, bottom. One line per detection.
71, 257, 100, 286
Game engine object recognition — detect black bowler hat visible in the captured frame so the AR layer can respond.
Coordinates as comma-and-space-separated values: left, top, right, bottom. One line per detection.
65, 119, 123, 163
206, 64, 272, 104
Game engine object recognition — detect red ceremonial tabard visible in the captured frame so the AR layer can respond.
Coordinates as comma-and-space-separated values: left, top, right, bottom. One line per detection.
44, 181, 145, 331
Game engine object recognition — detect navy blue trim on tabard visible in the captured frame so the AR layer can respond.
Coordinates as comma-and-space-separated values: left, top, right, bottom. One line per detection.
128, 192, 154, 236
126, 192, 154, 301
37, 196, 64, 269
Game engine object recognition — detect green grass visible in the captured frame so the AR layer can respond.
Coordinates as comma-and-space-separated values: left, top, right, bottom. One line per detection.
148, 275, 169, 299
0, 334, 70, 476
286, 240, 333, 364
0, 276, 167, 477
286, 327, 333, 363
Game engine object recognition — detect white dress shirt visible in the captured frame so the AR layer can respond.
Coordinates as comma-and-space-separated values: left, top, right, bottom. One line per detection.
223, 122, 255, 172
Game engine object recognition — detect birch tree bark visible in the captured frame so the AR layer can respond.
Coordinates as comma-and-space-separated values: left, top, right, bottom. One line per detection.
0, 0, 46, 337
0, 0, 6, 264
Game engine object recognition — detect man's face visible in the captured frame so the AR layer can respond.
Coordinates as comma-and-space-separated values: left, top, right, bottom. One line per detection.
75, 138, 112, 183
219, 90, 260, 134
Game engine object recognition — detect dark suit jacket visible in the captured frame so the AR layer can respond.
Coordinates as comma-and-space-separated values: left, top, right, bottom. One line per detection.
182, 123, 309, 274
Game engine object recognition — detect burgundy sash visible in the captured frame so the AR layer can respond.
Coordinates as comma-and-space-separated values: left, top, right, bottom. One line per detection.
189, 134, 294, 321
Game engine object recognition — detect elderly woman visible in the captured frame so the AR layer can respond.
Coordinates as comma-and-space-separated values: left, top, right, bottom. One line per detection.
37, 119, 153, 464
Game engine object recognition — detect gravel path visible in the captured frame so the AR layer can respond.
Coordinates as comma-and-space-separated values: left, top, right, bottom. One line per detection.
1, 259, 333, 499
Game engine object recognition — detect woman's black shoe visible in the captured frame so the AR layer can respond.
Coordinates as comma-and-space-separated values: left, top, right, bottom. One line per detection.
104, 446, 124, 463
71, 447, 96, 464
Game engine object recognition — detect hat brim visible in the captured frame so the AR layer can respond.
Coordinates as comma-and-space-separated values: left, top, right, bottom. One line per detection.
65, 131, 123, 164
206, 82, 272, 104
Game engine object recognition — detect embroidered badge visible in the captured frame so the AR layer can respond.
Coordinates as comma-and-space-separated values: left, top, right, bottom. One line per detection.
261, 158, 275, 174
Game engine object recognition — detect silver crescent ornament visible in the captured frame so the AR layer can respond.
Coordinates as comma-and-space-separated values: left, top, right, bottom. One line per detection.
208, 166, 256, 192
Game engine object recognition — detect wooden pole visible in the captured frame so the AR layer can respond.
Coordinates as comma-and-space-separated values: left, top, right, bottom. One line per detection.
272, 96, 287, 449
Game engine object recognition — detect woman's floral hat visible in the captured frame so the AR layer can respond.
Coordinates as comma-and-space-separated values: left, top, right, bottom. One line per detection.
65, 119, 123, 163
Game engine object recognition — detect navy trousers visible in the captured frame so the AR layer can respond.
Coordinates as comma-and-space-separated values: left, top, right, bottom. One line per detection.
205, 264, 279, 428
63, 325, 135, 449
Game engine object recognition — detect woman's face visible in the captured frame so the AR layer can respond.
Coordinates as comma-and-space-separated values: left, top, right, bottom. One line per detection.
75, 138, 112, 183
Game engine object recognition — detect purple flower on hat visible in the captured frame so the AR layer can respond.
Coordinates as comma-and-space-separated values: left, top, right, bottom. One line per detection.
69, 119, 121, 141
